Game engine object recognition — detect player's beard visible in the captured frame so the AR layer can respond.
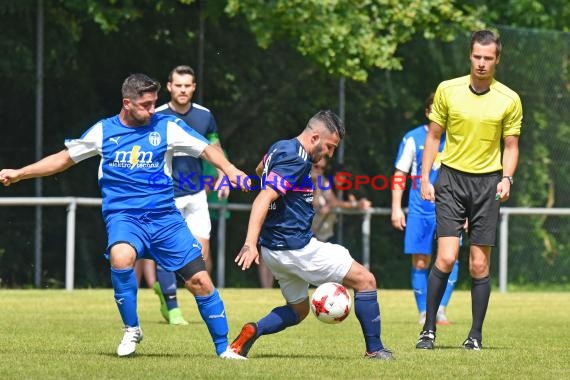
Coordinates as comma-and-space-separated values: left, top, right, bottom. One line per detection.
131, 111, 152, 126
312, 145, 325, 163
173, 94, 191, 107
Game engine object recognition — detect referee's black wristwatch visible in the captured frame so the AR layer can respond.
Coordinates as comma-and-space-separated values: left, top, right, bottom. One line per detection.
502, 175, 514, 185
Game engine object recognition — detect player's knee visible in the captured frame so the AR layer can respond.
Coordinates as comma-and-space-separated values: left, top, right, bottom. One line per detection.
469, 260, 489, 278
184, 271, 214, 296
353, 271, 377, 291
413, 255, 431, 270
109, 244, 136, 269
175, 256, 211, 295
414, 261, 428, 270
436, 256, 457, 272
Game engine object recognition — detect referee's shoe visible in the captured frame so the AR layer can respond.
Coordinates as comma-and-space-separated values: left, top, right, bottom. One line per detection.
463, 336, 482, 350
416, 330, 435, 349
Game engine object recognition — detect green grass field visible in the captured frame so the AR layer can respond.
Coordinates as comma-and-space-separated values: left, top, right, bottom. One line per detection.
1, 289, 568, 379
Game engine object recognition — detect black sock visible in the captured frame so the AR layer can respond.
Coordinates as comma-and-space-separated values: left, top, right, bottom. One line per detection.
469, 275, 491, 341
423, 265, 451, 332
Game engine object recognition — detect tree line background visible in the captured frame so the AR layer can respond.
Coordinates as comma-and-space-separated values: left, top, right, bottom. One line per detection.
0, 0, 569, 289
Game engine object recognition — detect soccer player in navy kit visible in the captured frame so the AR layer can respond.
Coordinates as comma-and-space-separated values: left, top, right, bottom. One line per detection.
229, 110, 393, 360
391, 93, 459, 325
0, 74, 247, 359
137, 65, 226, 325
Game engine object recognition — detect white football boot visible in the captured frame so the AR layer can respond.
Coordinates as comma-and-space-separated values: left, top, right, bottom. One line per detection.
117, 326, 143, 357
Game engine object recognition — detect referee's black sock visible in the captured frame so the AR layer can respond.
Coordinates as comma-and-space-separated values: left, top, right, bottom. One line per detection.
423, 265, 451, 332
468, 275, 491, 341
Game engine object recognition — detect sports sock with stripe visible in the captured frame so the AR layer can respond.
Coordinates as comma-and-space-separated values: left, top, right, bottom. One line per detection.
354, 290, 384, 352
156, 265, 179, 310
257, 305, 300, 336
195, 288, 229, 355
411, 267, 428, 313
111, 267, 139, 327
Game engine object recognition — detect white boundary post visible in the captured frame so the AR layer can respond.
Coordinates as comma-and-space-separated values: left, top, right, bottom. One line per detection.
362, 211, 371, 269
65, 199, 77, 291
499, 212, 509, 293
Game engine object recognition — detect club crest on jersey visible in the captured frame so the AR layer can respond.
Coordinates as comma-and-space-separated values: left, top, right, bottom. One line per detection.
111, 145, 158, 170
149, 132, 161, 146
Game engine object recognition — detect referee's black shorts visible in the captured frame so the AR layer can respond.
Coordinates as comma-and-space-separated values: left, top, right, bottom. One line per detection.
435, 164, 501, 246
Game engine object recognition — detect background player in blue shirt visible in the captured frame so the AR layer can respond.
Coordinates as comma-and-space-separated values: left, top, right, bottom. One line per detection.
0, 73, 248, 360
229, 110, 393, 360
136, 65, 227, 325
391, 93, 459, 325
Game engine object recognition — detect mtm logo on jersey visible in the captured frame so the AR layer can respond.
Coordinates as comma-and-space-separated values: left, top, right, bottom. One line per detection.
110, 145, 159, 169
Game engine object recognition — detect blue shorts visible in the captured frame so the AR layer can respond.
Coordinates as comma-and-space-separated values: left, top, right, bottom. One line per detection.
404, 214, 436, 255
104, 207, 202, 272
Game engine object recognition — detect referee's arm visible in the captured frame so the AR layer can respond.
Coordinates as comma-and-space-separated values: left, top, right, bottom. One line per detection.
497, 135, 519, 201
420, 122, 444, 202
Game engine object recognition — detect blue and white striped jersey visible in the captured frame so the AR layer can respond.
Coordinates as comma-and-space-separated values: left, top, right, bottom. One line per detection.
394, 124, 445, 216
65, 113, 209, 218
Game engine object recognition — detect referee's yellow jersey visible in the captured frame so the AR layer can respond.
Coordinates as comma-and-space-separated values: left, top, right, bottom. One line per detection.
429, 75, 522, 174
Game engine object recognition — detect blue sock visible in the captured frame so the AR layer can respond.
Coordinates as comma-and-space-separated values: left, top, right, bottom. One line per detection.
411, 267, 428, 313
354, 290, 383, 353
156, 265, 179, 310
195, 289, 229, 355
440, 261, 459, 307
257, 305, 300, 336
111, 267, 139, 327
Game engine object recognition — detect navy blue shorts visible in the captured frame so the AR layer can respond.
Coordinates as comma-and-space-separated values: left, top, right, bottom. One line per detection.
104, 207, 202, 272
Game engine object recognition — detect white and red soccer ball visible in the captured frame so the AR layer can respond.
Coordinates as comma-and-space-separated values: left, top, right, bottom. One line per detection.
310, 282, 352, 324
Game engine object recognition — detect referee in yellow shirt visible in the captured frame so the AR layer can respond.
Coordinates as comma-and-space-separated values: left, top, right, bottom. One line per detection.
416, 30, 522, 350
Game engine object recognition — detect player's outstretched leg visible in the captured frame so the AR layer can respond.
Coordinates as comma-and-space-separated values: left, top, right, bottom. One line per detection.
111, 267, 143, 357
176, 255, 244, 359
231, 305, 300, 357
194, 287, 246, 360
156, 265, 188, 325
230, 322, 259, 358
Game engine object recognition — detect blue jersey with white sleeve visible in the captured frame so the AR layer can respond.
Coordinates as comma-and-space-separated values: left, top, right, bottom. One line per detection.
394, 125, 445, 216
259, 138, 314, 250
64, 113, 209, 218
156, 103, 219, 197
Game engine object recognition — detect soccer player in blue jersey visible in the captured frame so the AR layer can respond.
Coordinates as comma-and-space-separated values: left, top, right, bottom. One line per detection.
137, 65, 227, 325
0, 73, 247, 359
229, 110, 393, 360
391, 93, 459, 325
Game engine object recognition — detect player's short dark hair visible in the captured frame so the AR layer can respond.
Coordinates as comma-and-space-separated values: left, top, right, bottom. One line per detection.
471, 30, 502, 57
307, 110, 346, 139
168, 65, 196, 83
121, 73, 160, 100
425, 92, 435, 110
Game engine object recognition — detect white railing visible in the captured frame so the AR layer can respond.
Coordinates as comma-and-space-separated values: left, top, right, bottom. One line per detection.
0, 197, 101, 290
0, 197, 568, 292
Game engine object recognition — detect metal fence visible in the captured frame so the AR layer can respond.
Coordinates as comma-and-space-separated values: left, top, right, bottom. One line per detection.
1, 197, 568, 292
